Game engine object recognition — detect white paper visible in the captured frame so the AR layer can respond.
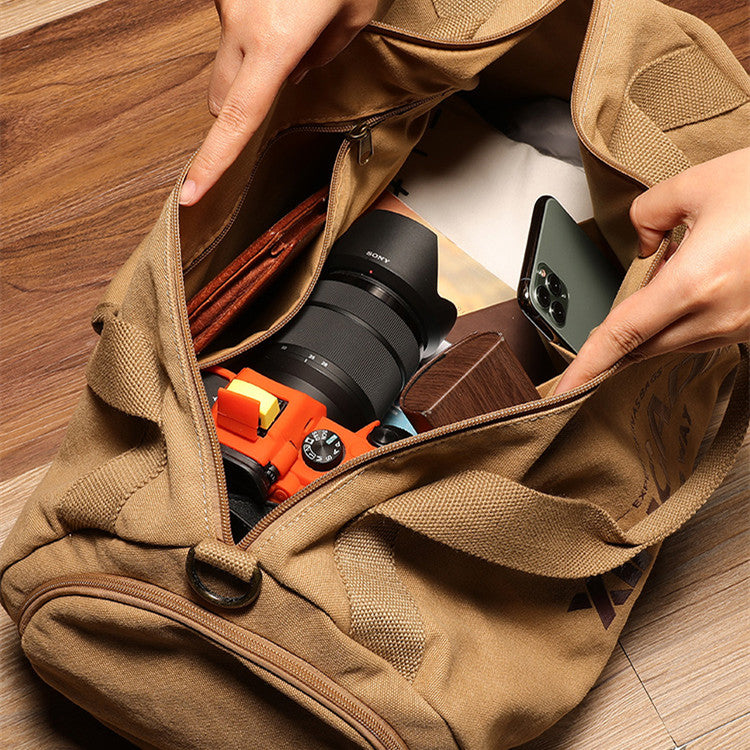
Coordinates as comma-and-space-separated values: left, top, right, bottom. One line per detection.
392, 97, 593, 289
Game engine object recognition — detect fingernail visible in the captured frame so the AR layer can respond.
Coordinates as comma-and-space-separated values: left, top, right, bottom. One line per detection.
180, 179, 196, 205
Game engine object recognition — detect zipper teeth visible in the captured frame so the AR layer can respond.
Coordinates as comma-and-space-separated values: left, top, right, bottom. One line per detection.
18, 576, 406, 750
239, 363, 617, 548
227, 74, 654, 549
170, 177, 233, 543
178, 11, 655, 547
191, 138, 353, 542
184, 95, 449, 282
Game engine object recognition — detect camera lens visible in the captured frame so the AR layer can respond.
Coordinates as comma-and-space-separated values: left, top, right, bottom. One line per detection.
547, 273, 562, 297
254, 211, 457, 430
551, 300, 566, 326
536, 284, 551, 308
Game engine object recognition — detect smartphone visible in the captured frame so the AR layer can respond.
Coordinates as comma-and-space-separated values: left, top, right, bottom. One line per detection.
517, 196, 624, 353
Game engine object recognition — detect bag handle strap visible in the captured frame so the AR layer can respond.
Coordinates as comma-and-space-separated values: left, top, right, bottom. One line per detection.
364, 350, 747, 578
87, 304, 166, 424
52, 305, 169, 536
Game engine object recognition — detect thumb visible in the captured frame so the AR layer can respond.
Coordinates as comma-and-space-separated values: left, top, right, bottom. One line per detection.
629, 179, 691, 258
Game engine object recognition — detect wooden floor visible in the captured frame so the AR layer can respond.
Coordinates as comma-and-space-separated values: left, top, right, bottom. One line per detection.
0, 0, 748, 748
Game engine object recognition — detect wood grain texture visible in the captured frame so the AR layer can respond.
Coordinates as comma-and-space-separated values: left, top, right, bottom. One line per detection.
664, 0, 749, 72
520, 645, 675, 750
516, 439, 750, 750
619, 439, 750, 745
0, 0, 216, 482
0, 0, 748, 749
0, 0, 111, 39
683, 713, 750, 749
400, 332, 540, 432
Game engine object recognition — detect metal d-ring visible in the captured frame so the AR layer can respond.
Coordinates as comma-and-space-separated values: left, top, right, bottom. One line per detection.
185, 546, 262, 609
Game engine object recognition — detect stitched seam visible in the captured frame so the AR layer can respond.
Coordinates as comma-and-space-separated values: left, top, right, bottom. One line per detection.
53, 404, 150, 514
621, 44, 746, 133
254, 472, 364, 554
332, 522, 354, 636
110, 439, 168, 529
389, 523, 425, 680
581, 0, 615, 124
333, 518, 425, 681
165, 205, 212, 536
664, 100, 748, 132
257, 403, 582, 555
623, 44, 697, 97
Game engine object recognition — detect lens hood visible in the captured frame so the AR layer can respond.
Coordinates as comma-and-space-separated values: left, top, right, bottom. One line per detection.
323, 210, 457, 356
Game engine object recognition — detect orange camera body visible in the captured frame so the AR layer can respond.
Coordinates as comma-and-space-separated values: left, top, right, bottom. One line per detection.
208, 366, 379, 503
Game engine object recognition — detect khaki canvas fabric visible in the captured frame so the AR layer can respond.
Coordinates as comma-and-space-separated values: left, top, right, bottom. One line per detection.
1, 0, 749, 748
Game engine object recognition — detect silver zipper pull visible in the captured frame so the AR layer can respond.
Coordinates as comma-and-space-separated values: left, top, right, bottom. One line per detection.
346, 123, 373, 165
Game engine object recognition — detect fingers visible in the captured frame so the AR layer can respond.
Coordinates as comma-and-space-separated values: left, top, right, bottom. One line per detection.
552, 262, 688, 394
182, 1, 378, 205
181, 55, 291, 205
207, 37, 244, 117
554, 148, 750, 395
629, 177, 693, 258
289, 8, 368, 83
630, 317, 738, 361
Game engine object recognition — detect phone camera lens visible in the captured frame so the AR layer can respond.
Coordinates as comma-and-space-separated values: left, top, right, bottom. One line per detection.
547, 273, 562, 297
550, 300, 566, 326
536, 285, 551, 307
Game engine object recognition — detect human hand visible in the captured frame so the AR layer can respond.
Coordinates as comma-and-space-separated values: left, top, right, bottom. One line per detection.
180, 0, 378, 206
554, 147, 750, 394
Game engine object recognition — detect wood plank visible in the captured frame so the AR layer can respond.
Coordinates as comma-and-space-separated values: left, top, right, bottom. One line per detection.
0, 464, 50, 543
518, 645, 675, 750
0, 0, 216, 482
619, 440, 750, 745
0, 0, 111, 40
682, 713, 750, 749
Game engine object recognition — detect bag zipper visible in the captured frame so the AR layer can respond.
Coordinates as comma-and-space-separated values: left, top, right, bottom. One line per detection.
238, 230, 677, 550
193, 91, 452, 374
237, 202, 674, 550
238, 362, 619, 549
183, 94, 449, 281
18, 574, 408, 750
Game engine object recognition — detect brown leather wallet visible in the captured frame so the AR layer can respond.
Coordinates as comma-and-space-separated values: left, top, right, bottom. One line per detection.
187, 186, 329, 354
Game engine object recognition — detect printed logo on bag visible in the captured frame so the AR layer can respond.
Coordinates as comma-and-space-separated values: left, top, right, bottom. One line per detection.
630, 352, 720, 516
570, 352, 721, 630
567, 550, 652, 629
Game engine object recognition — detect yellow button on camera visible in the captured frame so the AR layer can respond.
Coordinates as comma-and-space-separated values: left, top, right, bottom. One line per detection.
225, 380, 281, 430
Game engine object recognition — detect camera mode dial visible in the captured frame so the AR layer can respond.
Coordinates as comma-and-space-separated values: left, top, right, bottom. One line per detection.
301, 429, 344, 471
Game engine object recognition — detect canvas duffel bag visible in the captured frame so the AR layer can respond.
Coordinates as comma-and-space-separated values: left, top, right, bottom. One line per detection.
1, 0, 748, 748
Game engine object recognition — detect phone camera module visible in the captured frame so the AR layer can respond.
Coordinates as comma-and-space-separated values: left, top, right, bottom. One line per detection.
550, 300, 566, 326
546, 273, 562, 297
535, 285, 551, 308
